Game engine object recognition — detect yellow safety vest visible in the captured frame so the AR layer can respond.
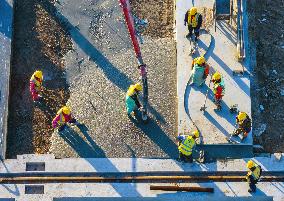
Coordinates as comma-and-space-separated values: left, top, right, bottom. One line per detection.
30, 74, 42, 91
56, 108, 66, 125
247, 165, 261, 181
188, 12, 200, 28
178, 136, 195, 156
126, 85, 137, 97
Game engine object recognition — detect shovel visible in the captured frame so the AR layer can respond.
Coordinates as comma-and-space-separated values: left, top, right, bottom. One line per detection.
200, 73, 213, 112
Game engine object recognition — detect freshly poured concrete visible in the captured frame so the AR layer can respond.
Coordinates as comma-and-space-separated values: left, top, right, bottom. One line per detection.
0, 0, 13, 159
177, 0, 252, 145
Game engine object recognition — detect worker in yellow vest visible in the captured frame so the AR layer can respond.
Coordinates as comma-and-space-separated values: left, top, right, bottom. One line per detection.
30, 70, 43, 102
52, 106, 79, 132
184, 7, 203, 41
177, 130, 200, 163
246, 160, 262, 193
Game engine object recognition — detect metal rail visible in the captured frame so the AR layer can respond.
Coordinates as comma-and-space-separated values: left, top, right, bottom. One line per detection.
150, 185, 214, 192
0, 172, 283, 184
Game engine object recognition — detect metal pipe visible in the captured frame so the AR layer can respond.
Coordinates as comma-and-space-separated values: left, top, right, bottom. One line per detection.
150, 185, 214, 192
119, 0, 148, 121
0, 175, 283, 184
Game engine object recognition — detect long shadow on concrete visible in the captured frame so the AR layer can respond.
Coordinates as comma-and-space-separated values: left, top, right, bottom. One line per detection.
0, 159, 19, 196
130, 117, 178, 159
39, 0, 168, 127
0, 0, 12, 39
59, 126, 141, 196
199, 36, 250, 97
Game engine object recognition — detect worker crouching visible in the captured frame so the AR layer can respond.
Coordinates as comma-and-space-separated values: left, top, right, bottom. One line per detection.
125, 83, 143, 117
30, 70, 43, 103
52, 106, 79, 132
233, 111, 251, 141
211, 72, 225, 110
177, 130, 199, 163
184, 7, 203, 41
189, 56, 209, 86
246, 160, 262, 193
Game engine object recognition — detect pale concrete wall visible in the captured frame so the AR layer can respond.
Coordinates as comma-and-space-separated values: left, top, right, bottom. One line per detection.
0, 0, 13, 159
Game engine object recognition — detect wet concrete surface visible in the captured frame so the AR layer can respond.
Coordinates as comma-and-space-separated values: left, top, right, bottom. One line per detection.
49, 0, 177, 158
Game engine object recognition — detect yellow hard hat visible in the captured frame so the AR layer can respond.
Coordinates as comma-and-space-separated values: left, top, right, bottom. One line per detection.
62, 106, 71, 115
247, 160, 255, 169
213, 72, 221, 80
190, 7, 198, 16
196, 56, 205, 65
238, 112, 247, 121
34, 70, 43, 79
134, 83, 143, 91
192, 130, 200, 138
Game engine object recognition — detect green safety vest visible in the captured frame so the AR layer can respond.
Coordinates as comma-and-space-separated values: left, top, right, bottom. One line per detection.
188, 13, 200, 28
247, 165, 261, 181
178, 136, 195, 156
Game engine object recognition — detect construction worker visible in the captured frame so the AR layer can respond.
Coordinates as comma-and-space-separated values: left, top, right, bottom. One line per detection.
189, 56, 209, 86
232, 111, 251, 140
125, 83, 143, 116
246, 160, 262, 193
52, 106, 78, 132
177, 130, 199, 163
30, 70, 43, 102
184, 7, 203, 41
211, 72, 225, 110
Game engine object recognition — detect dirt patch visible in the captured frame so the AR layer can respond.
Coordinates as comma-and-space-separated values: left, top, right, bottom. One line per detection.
248, 0, 284, 153
7, 0, 72, 158
130, 0, 174, 38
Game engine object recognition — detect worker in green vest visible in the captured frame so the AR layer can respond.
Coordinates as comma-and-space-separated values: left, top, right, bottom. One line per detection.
177, 130, 200, 163
184, 7, 203, 41
246, 160, 262, 193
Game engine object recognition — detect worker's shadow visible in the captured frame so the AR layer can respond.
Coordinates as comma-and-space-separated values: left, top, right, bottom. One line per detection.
129, 115, 178, 159
59, 126, 105, 158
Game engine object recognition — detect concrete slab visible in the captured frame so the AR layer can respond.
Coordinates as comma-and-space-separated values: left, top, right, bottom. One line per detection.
0, 0, 13, 159
1, 154, 283, 173
0, 182, 281, 200
176, 0, 252, 147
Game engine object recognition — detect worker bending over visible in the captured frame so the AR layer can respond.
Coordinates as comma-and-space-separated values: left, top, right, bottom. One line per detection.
184, 7, 203, 41
211, 72, 225, 110
125, 83, 143, 117
52, 106, 79, 132
177, 130, 199, 163
189, 56, 209, 86
233, 111, 251, 141
246, 160, 262, 193
30, 70, 43, 103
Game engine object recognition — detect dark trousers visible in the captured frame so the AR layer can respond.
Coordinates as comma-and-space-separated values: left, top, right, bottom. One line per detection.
188, 25, 200, 39
179, 152, 193, 163
248, 178, 257, 192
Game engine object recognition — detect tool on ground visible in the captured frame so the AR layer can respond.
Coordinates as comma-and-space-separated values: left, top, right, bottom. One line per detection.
150, 185, 214, 193
189, 35, 197, 55
229, 104, 239, 114
232, 64, 250, 76
200, 73, 213, 112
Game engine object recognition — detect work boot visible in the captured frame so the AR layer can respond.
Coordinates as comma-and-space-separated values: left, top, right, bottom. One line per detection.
194, 36, 198, 42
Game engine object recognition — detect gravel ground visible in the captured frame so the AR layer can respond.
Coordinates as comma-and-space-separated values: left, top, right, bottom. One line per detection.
7, 0, 72, 158
46, 0, 177, 158
248, 0, 284, 153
